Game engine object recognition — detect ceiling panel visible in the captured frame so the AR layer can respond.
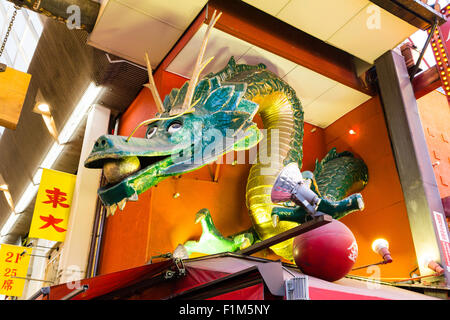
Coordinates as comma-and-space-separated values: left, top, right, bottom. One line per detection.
116, 0, 207, 30
242, 0, 290, 16
327, 3, 418, 63
304, 83, 371, 128
282, 65, 338, 108
166, 24, 371, 129
166, 25, 253, 79
237, 45, 297, 78
276, 0, 368, 41
242, 0, 419, 64
88, 0, 207, 67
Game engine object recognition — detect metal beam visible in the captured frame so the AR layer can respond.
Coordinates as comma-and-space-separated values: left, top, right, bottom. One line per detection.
237, 214, 332, 256
375, 50, 450, 286
369, 0, 447, 30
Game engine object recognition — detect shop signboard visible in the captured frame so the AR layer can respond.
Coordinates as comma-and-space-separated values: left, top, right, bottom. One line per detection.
0, 244, 32, 297
0, 66, 31, 130
433, 211, 450, 272
28, 169, 76, 242
431, 4, 450, 101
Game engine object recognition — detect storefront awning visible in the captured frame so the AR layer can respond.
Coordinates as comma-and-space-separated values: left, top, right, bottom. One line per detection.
31, 253, 439, 300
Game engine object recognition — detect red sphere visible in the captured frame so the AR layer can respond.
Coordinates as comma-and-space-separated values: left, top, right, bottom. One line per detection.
293, 219, 358, 282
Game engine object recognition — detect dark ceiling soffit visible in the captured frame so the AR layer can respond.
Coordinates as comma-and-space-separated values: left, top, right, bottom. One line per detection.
369, 0, 447, 30
207, 0, 375, 96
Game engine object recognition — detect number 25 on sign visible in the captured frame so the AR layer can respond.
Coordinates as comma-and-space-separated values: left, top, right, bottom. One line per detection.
0, 244, 32, 297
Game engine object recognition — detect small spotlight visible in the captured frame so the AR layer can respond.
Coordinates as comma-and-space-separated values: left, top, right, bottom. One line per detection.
0, 175, 15, 213
349, 129, 356, 135
424, 257, 444, 275
37, 103, 50, 116
33, 90, 59, 142
372, 238, 393, 263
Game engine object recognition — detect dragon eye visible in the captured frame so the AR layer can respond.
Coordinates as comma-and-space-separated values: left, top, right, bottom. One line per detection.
146, 126, 157, 139
168, 121, 182, 134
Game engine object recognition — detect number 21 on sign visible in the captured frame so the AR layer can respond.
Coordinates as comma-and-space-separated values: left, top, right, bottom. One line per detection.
0, 244, 32, 297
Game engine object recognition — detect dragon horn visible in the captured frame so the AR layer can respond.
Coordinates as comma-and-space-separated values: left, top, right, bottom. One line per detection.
144, 51, 165, 114
177, 10, 222, 115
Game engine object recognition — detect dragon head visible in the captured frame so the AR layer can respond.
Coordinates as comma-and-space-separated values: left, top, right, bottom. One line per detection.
85, 12, 265, 213
84, 66, 261, 210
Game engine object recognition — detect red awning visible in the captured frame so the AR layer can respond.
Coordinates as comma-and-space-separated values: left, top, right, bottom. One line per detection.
34, 253, 438, 300
36, 260, 175, 300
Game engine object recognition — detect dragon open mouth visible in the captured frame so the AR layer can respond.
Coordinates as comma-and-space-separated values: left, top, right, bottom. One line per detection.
84, 147, 177, 208
102, 155, 171, 188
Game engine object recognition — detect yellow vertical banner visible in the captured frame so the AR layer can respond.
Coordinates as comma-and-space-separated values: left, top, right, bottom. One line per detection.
28, 169, 76, 242
0, 244, 32, 297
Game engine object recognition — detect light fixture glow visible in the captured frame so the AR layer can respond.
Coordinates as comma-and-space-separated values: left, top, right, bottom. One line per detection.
37, 103, 50, 115
371, 238, 392, 263
0, 213, 20, 237
0, 175, 15, 212
14, 182, 39, 214
349, 129, 356, 135
372, 238, 388, 252
2, 189, 15, 213
58, 82, 102, 144
41, 142, 64, 170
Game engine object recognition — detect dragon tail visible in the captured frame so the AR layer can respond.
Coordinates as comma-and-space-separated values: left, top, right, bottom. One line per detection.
313, 147, 368, 201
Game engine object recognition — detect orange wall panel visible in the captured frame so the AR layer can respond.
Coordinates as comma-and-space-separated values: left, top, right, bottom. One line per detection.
324, 96, 417, 279
417, 90, 450, 199
98, 189, 153, 274
98, 71, 188, 274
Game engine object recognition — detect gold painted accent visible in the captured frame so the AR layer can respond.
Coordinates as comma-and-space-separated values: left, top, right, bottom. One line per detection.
245, 91, 299, 260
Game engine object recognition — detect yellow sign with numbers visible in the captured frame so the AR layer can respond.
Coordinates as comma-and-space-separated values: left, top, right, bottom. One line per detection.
29, 169, 76, 242
0, 244, 32, 297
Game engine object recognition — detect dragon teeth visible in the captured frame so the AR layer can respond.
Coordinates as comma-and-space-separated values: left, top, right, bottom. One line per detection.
272, 214, 279, 228
357, 197, 364, 210
106, 206, 111, 217
110, 204, 117, 216
118, 199, 127, 211
128, 192, 138, 202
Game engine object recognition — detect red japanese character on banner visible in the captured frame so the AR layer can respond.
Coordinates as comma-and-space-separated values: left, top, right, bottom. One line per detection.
39, 214, 67, 233
1, 279, 14, 291
42, 187, 70, 208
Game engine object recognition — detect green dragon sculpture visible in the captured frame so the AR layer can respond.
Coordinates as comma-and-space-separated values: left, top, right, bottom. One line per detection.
84, 12, 368, 260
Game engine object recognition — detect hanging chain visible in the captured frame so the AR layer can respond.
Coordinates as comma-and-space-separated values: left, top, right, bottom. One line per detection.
0, 5, 21, 58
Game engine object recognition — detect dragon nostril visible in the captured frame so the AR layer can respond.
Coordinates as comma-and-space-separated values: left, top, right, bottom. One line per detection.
95, 142, 99, 147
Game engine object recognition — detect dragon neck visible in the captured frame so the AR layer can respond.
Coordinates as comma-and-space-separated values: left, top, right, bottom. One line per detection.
241, 70, 304, 255
209, 60, 305, 258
